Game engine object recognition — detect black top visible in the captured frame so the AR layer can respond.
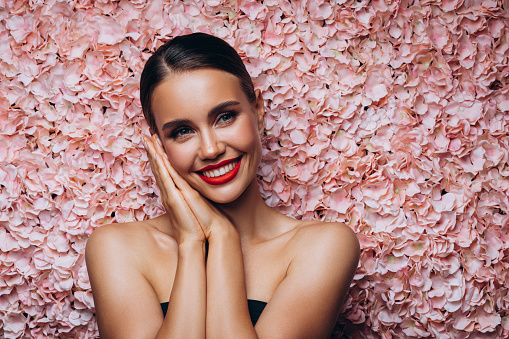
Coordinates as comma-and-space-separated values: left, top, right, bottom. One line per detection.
160, 299, 268, 326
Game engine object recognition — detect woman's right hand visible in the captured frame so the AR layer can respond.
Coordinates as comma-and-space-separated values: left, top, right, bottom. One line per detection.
143, 134, 206, 245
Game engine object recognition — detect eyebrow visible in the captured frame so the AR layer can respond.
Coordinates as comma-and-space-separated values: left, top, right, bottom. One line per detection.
161, 100, 241, 132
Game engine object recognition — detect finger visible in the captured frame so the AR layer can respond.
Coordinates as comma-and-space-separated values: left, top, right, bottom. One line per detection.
143, 137, 163, 186
145, 136, 179, 196
148, 136, 228, 232
143, 136, 167, 187
144, 138, 207, 241
148, 137, 217, 221
147, 135, 202, 213
149, 135, 221, 214
151, 134, 191, 191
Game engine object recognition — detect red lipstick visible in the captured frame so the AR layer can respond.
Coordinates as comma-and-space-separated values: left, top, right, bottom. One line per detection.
197, 156, 242, 185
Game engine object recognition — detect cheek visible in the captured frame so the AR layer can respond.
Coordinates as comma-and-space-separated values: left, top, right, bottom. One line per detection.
234, 115, 260, 147
225, 121, 260, 153
163, 143, 196, 175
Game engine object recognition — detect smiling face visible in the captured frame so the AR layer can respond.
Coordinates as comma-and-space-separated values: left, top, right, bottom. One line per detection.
150, 68, 264, 203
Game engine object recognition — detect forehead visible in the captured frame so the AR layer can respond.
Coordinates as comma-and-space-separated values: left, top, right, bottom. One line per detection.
151, 69, 247, 121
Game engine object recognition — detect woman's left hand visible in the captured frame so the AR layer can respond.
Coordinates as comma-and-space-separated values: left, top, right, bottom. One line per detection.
147, 133, 234, 239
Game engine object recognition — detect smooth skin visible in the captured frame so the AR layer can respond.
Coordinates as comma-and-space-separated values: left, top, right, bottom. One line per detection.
85, 68, 360, 338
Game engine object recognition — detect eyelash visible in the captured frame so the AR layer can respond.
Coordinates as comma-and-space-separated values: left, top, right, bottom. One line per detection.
217, 110, 238, 124
168, 110, 239, 140
170, 127, 193, 139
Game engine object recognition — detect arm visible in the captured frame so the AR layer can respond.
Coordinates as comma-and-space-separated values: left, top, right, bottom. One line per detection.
85, 225, 206, 339
144, 135, 256, 337
205, 222, 360, 339
206, 224, 257, 338
86, 225, 166, 339
145, 134, 208, 339
85, 135, 210, 338
157, 239, 206, 339
255, 224, 360, 338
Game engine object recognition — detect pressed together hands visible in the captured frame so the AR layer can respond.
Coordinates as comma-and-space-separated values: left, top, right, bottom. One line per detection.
142, 133, 232, 245
142, 133, 254, 338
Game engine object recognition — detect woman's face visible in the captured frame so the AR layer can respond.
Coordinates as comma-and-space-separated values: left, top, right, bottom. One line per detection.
150, 68, 264, 204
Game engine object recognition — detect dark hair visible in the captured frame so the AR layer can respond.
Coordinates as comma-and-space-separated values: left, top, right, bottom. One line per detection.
140, 33, 256, 133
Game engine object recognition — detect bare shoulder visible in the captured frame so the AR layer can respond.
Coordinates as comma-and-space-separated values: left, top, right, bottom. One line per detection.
86, 218, 159, 241
85, 216, 176, 284
85, 218, 176, 338
86, 220, 157, 266
290, 221, 360, 263
254, 221, 360, 337
284, 220, 361, 285
88, 215, 172, 250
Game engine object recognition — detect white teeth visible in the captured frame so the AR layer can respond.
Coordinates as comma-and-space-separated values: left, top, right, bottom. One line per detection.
202, 160, 239, 178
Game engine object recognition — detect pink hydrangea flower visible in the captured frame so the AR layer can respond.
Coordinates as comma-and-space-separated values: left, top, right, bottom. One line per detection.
2, 0, 509, 337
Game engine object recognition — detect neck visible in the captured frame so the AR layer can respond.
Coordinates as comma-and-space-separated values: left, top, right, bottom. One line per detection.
214, 179, 278, 240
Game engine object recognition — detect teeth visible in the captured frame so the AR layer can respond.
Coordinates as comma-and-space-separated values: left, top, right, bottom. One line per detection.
202, 160, 238, 178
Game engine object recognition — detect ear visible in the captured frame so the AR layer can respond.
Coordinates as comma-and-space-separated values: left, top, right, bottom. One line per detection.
254, 89, 265, 131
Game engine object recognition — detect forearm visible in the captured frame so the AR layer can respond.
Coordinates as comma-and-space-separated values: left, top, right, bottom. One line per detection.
206, 226, 257, 339
156, 240, 206, 339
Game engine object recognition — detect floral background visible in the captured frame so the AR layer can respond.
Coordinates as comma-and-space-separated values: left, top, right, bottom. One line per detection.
1, 0, 508, 338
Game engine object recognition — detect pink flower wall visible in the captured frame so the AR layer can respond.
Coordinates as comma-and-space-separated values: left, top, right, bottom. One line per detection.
1, 0, 508, 337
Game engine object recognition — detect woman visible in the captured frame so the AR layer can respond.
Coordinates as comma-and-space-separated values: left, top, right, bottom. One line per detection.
85, 33, 360, 339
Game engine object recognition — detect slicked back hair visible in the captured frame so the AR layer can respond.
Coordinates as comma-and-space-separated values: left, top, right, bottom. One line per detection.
139, 33, 256, 133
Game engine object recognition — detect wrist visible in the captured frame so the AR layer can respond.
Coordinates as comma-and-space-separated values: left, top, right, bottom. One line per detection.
208, 222, 238, 242
178, 237, 206, 256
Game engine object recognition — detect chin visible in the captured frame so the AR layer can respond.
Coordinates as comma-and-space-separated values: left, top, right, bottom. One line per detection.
202, 185, 248, 205
208, 196, 240, 205
194, 175, 257, 205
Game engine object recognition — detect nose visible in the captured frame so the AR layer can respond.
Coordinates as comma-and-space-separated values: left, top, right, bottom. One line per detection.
198, 130, 225, 160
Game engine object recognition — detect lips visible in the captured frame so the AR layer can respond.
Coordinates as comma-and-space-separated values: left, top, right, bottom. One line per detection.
197, 156, 242, 185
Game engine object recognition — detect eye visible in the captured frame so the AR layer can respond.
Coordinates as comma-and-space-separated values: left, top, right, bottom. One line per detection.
217, 111, 238, 125
170, 126, 193, 139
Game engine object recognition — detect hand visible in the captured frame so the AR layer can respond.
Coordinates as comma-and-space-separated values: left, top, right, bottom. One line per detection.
143, 134, 206, 244
143, 134, 234, 240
